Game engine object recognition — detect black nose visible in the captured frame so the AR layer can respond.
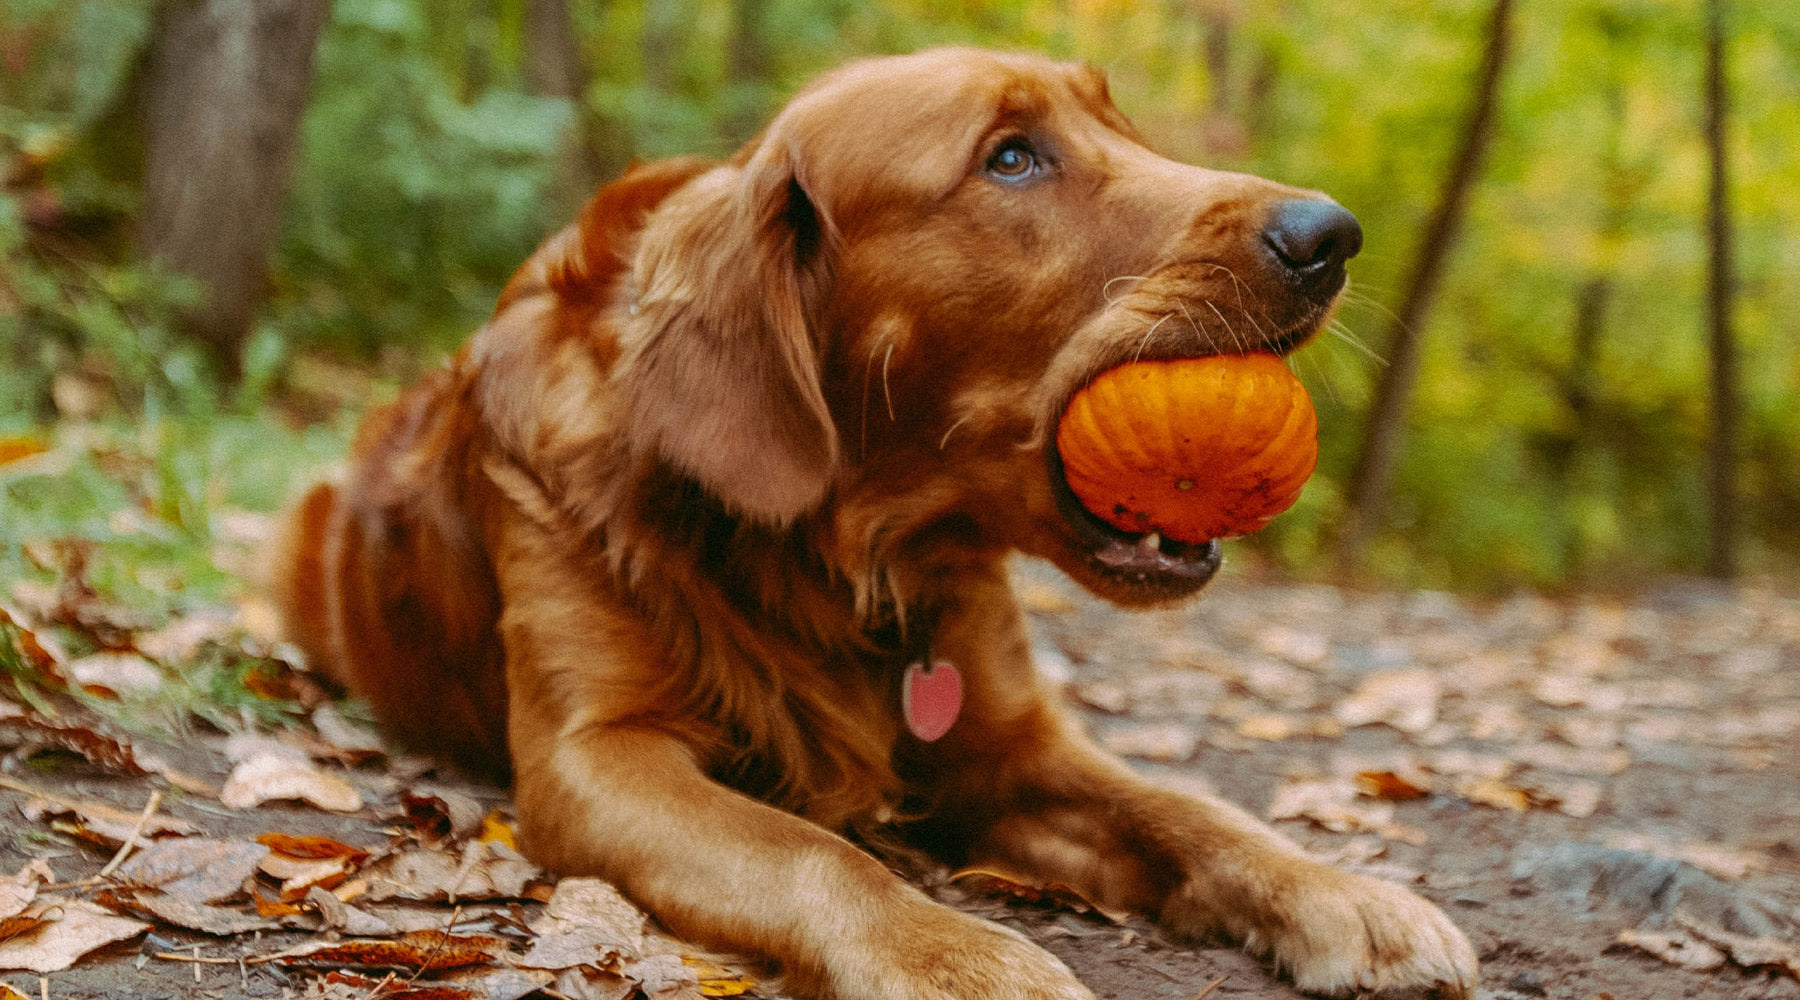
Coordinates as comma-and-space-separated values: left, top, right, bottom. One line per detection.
1262, 199, 1362, 288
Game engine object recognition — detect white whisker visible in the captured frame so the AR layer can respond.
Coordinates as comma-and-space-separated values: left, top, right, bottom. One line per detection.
939, 415, 973, 450
881, 342, 897, 422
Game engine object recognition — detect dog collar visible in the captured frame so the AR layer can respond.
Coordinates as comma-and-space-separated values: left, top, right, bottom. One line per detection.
902, 658, 962, 742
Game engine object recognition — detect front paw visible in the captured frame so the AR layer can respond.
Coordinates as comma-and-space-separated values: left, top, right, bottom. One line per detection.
830, 902, 1095, 1000
1171, 865, 1478, 999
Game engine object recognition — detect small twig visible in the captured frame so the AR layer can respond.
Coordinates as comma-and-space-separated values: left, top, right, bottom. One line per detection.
1192, 975, 1228, 1000
401, 905, 465, 987
96, 790, 162, 879
152, 951, 273, 966
357, 971, 397, 1000
192, 945, 202, 984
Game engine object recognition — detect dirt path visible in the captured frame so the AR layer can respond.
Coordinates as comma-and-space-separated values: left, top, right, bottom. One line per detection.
3, 563, 1797, 1000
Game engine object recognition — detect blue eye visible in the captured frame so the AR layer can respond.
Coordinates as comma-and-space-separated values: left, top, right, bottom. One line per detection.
987, 142, 1037, 181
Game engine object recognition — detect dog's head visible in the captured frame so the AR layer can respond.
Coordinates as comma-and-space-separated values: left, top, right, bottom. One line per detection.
612, 47, 1360, 605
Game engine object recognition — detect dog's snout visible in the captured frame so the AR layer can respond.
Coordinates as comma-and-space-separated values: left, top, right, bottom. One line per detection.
1262, 199, 1362, 288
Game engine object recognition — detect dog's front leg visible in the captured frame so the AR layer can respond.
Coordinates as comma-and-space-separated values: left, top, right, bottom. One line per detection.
918, 567, 1478, 999
492, 505, 1092, 1000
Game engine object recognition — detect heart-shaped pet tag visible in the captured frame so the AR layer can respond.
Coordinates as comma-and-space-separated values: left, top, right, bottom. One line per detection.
902, 659, 963, 742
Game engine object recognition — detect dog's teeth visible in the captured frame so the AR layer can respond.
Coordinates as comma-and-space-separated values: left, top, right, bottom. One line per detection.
1140, 532, 1162, 552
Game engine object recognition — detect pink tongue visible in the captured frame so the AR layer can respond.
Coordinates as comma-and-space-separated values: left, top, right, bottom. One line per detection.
903, 660, 963, 742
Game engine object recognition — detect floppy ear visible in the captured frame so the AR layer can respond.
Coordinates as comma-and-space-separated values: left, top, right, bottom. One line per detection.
614, 140, 839, 525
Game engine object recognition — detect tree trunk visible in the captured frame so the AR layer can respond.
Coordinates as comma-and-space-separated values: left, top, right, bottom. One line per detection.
1336, 0, 1516, 566
723, 0, 773, 146
139, 0, 333, 380
642, 0, 686, 95
1703, 0, 1737, 579
524, 0, 606, 216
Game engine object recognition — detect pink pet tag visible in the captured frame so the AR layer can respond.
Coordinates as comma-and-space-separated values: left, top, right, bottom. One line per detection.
902, 659, 963, 742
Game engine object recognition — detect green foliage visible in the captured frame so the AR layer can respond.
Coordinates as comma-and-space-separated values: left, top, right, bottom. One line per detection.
2, 0, 1798, 590
272, 0, 572, 360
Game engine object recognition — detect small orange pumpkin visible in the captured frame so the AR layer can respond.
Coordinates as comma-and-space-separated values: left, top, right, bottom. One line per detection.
1054, 353, 1317, 543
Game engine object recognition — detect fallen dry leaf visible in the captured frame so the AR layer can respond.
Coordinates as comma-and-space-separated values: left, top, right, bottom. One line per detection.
1677, 915, 1800, 979
402, 786, 487, 842
65, 651, 163, 696
949, 870, 1121, 921
116, 836, 268, 900
1356, 770, 1432, 801
258, 832, 371, 863
221, 749, 362, 812
1333, 668, 1441, 734
0, 861, 51, 921
360, 841, 541, 904
1616, 927, 1727, 971
310, 702, 387, 762
106, 836, 276, 934
0, 899, 148, 973
627, 952, 702, 999
1097, 722, 1199, 762
519, 877, 648, 972
6, 780, 199, 844
1601, 832, 1765, 881
276, 929, 513, 973
1267, 779, 1426, 844
1458, 776, 1531, 812
553, 967, 638, 1000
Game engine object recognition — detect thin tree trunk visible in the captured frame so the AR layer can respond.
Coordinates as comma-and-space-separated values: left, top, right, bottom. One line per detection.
723, 0, 772, 145
642, 0, 685, 94
1336, 0, 1516, 566
524, 0, 605, 215
139, 0, 332, 380
1703, 0, 1738, 578
1550, 276, 1609, 576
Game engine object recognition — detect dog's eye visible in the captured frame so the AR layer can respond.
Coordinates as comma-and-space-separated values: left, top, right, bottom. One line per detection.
986, 142, 1038, 181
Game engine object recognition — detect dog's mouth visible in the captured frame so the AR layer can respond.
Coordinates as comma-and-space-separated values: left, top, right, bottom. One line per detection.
1043, 441, 1222, 597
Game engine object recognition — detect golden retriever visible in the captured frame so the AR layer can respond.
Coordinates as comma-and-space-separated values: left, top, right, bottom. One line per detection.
276, 47, 1477, 999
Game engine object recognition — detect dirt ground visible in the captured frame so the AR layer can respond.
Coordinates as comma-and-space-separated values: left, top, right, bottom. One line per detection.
3, 559, 1797, 1000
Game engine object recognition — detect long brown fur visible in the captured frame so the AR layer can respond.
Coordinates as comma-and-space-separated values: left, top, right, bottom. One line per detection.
277, 48, 1478, 1000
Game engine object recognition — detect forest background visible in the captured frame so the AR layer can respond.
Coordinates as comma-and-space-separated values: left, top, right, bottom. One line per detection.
2, 0, 1797, 620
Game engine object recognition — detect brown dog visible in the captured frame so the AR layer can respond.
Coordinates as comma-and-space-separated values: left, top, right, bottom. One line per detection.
276, 48, 1477, 999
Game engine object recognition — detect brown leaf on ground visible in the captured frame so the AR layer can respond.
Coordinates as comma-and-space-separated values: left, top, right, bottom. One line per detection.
1266, 778, 1428, 844
1355, 770, 1432, 801
1333, 668, 1441, 734
552, 968, 638, 1000
104, 836, 277, 934
518, 878, 647, 973
1097, 722, 1199, 762
0, 899, 148, 972
65, 651, 163, 697
0, 861, 53, 922
1601, 832, 1766, 881
115, 836, 269, 901
626, 952, 703, 999
258, 832, 372, 863
1677, 915, 1800, 979
132, 609, 240, 665
221, 748, 362, 812
359, 842, 541, 905
949, 869, 1122, 922
0, 711, 151, 775
1458, 776, 1532, 812
1616, 927, 1727, 971
401, 787, 487, 842
309, 702, 388, 763
276, 929, 513, 973
6, 780, 199, 843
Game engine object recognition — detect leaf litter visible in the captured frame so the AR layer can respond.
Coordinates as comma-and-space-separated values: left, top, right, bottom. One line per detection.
2, 567, 1799, 997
